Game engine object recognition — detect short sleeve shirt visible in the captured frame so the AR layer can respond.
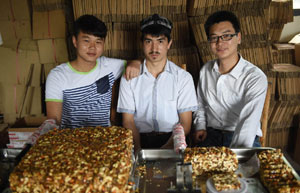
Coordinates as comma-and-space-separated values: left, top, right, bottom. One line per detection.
117, 60, 198, 133
46, 56, 125, 128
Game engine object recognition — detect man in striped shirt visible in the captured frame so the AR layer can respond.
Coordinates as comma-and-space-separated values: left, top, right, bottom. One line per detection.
45, 15, 140, 129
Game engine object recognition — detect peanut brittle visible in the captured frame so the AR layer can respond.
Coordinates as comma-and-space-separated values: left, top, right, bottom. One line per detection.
9, 126, 133, 193
212, 173, 241, 191
184, 147, 238, 176
258, 149, 300, 193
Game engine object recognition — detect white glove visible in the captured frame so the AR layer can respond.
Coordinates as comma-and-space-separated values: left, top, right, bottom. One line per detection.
27, 119, 59, 145
173, 123, 187, 153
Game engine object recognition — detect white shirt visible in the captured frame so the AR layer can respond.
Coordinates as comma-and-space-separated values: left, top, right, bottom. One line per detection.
193, 56, 268, 147
117, 60, 198, 133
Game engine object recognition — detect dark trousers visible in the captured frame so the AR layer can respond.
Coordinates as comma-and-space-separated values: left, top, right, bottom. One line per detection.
140, 132, 172, 148
195, 127, 261, 147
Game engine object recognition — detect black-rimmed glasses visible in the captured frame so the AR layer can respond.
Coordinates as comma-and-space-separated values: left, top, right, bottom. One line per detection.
208, 33, 238, 43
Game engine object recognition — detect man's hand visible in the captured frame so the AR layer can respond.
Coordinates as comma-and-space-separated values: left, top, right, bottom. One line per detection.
160, 142, 173, 149
124, 60, 141, 80
193, 130, 207, 143
27, 119, 59, 145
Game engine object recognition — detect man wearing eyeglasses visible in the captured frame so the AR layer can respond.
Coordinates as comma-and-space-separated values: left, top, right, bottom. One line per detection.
193, 10, 268, 147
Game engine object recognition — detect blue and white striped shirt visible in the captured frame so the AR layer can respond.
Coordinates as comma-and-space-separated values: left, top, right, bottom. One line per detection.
46, 56, 125, 128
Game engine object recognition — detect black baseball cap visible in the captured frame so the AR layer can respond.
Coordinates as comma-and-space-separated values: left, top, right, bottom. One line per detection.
140, 14, 173, 31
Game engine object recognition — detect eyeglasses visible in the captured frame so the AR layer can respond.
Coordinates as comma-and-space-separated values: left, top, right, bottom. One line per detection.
208, 33, 238, 43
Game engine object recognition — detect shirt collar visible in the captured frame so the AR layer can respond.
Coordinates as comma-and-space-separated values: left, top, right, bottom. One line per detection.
212, 54, 246, 79
141, 59, 172, 75
228, 55, 246, 79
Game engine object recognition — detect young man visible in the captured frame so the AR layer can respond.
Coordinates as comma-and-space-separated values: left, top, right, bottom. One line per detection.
117, 14, 198, 153
193, 11, 268, 147
45, 15, 140, 129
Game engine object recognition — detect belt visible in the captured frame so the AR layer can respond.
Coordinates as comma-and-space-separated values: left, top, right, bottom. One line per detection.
208, 127, 233, 134
140, 131, 172, 137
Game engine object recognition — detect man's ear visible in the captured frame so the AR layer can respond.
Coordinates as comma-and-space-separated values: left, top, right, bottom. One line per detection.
72, 35, 77, 48
167, 39, 173, 49
237, 32, 241, 44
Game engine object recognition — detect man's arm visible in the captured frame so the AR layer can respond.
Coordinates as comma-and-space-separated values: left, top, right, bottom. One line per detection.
193, 75, 208, 143
122, 113, 141, 154
161, 111, 192, 149
124, 59, 143, 80
46, 101, 62, 125
230, 73, 268, 147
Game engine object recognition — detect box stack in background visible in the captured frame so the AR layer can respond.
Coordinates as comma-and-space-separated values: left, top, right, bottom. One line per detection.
267, 63, 300, 149
263, 0, 300, 150
0, 0, 44, 124
267, 0, 293, 42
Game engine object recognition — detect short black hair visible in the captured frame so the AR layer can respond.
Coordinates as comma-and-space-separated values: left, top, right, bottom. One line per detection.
140, 14, 172, 42
204, 10, 240, 38
73, 15, 107, 39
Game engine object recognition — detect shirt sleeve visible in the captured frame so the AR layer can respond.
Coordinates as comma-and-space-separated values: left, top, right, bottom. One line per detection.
110, 58, 126, 80
177, 72, 198, 114
45, 69, 64, 102
230, 71, 268, 147
117, 76, 135, 114
193, 70, 207, 131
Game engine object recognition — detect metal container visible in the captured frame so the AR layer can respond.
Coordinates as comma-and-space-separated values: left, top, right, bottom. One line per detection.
130, 148, 300, 193
0, 148, 23, 192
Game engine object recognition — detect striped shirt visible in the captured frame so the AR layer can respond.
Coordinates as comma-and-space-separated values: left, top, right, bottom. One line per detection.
45, 56, 125, 128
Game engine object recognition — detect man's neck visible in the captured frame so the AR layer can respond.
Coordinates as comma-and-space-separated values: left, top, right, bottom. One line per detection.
218, 53, 240, 74
146, 59, 167, 78
70, 57, 97, 72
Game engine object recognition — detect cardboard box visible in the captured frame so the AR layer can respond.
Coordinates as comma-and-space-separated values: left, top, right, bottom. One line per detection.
0, 83, 43, 116
33, 9, 66, 40
295, 44, 300, 66
0, 47, 41, 87
13, 116, 47, 127
0, 0, 30, 20
0, 20, 31, 42
6, 143, 26, 148
37, 38, 68, 64
1, 38, 38, 51
8, 128, 37, 140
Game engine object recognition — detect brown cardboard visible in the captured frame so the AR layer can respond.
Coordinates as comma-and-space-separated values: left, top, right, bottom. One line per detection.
8, 127, 37, 133
295, 44, 300, 66
33, 10, 66, 40
0, 47, 41, 87
0, 20, 31, 42
0, 0, 30, 20
37, 38, 68, 64
1, 38, 38, 51
13, 116, 47, 127
0, 83, 42, 116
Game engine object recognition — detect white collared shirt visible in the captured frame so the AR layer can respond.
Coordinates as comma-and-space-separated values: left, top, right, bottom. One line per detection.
117, 60, 198, 133
193, 56, 268, 147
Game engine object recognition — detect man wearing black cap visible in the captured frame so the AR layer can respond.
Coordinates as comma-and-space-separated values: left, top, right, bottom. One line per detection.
117, 14, 198, 154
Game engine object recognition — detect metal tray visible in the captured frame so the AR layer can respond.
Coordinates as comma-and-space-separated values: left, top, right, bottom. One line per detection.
130, 148, 300, 193
0, 148, 23, 193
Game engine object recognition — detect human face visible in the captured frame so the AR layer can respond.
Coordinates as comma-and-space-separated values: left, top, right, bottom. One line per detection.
72, 31, 105, 65
208, 21, 241, 61
143, 34, 172, 64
